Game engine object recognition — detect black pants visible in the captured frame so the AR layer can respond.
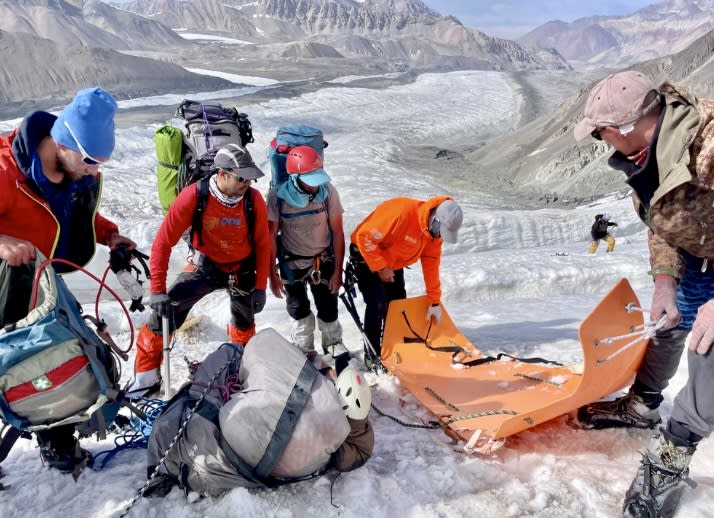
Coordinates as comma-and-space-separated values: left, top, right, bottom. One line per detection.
147, 261, 256, 334
283, 259, 339, 323
349, 245, 406, 354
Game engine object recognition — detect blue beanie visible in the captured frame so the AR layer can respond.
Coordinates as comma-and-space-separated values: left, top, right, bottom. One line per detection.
50, 87, 118, 160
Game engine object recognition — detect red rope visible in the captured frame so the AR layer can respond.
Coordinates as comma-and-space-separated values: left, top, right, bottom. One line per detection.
30, 258, 134, 353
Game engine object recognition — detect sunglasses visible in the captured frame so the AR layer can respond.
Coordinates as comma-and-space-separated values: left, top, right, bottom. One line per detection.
592, 121, 637, 141
429, 217, 441, 239
224, 169, 252, 183
63, 121, 106, 166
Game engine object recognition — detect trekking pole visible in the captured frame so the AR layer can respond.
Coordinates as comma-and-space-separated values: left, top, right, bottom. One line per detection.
339, 291, 382, 369
161, 316, 172, 399
339, 262, 385, 374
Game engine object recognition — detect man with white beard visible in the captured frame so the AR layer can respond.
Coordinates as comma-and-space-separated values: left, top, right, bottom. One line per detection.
574, 70, 714, 518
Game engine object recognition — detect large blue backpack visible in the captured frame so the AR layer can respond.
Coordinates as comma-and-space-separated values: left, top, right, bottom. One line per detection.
0, 253, 122, 461
268, 125, 326, 189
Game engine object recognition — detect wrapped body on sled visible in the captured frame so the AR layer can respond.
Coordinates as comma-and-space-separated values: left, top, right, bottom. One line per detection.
146, 328, 374, 497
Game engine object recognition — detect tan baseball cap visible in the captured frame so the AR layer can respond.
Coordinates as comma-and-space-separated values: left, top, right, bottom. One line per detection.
573, 71, 658, 143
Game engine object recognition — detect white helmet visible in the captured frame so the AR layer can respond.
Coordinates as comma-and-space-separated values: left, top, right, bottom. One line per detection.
602, 212, 610, 221
335, 367, 371, 420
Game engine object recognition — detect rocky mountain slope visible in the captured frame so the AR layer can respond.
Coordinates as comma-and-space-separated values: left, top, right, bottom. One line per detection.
0, 29, 232, 117
519, 0, 714, 67
115, 0, 264, 40
115, 0, 570, 70
0, 0, 573, 117
461, 27, 714, 205
0, 0, 186, 50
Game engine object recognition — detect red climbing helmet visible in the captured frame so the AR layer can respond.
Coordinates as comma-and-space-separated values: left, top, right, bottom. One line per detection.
286, 145, 323, 175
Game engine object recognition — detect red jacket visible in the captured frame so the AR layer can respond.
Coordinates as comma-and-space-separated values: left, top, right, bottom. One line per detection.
0, 121, 118, 271
150, 183, 270, 293
350, 196, 450, 304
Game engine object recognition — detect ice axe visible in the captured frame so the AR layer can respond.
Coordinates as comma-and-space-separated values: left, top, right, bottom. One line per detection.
339, 260, 385, 374
161, 316, 173, 399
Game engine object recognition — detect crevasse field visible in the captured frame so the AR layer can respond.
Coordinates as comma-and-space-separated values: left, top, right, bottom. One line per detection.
1, 69, 711, 518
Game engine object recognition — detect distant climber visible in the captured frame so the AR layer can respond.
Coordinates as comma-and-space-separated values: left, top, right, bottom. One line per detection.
588, 213, 618, 253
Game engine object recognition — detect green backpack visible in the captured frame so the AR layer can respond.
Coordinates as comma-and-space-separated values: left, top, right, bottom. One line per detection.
153, 100, 255, 215
154, 125, 186, 215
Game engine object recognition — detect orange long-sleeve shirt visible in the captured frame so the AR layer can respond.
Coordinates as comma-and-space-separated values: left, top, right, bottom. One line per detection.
150, 183, 270, 293
0, 127, 118, 271
350, 196, 450, 304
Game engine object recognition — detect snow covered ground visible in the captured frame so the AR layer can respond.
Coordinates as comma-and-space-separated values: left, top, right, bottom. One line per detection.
1, 70, 712, 517
175, 32, 254, 45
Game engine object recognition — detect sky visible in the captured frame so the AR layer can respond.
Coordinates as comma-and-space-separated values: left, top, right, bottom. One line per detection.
421, 0, 658, 39
1, 65, 713, 517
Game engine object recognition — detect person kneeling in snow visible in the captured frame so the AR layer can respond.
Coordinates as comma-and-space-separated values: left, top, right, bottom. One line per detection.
126, 144, 270, 398
143, 328, 374, 498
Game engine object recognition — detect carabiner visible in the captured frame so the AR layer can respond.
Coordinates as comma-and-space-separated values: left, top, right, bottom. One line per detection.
309, 268, 321, 285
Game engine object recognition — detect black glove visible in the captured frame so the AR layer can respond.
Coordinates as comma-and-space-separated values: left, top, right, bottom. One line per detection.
149, 292, 173, 319
252, 289, 266, 313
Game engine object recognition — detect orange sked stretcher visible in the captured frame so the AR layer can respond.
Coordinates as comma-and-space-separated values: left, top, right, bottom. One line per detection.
380, 278, 649, 450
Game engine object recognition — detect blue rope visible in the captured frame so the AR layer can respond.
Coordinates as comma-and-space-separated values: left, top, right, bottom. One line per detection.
92, 399, 167, 470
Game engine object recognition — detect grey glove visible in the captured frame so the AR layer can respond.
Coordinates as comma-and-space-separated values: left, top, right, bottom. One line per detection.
252, 289, 266, 313
149, 292, 173, 319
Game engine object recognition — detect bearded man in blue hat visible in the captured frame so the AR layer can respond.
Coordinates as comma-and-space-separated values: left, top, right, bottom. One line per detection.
0, 87, 135, 474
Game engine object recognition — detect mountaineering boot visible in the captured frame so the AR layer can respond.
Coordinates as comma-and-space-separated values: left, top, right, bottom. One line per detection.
292, 312, 317, 356
576, 389, 661, 430
319, 318, 351, 374
134, 324, 166, 374
623, 428, 696, 518
228, 323, 255, 346
124, 368, 161, 400
142, 472, 177, 498
38, 434, 93, 476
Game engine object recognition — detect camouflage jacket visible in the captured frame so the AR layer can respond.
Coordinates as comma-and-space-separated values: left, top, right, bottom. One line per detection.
610, 83, 714, 278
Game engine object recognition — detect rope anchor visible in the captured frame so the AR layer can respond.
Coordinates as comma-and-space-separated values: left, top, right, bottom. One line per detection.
593, 306, 667, 365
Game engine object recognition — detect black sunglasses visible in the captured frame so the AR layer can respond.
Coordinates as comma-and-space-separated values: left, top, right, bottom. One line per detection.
224, 169, 252, 183
429, 217, 441, 239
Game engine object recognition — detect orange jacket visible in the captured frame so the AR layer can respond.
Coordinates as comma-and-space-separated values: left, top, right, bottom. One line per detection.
350, 196, 450, 304
150, 183, 270, 293
0, 124, 118, 271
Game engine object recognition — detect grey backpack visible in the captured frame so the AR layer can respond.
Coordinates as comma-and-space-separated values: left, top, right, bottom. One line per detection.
146, 344, 261, 495
146, 329, 349, 496
175, 100, 254, 191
